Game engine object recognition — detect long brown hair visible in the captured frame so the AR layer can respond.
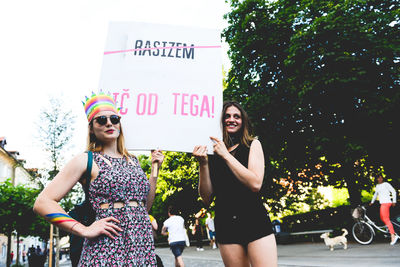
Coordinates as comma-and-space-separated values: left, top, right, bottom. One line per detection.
86, 123, 131, 158
221, 101, 254, 148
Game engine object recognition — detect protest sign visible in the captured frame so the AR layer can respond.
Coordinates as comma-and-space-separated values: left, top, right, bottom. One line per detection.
99, 21, 223, 153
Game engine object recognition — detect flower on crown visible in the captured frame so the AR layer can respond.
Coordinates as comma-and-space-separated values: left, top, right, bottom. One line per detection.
82, 91, 120, 122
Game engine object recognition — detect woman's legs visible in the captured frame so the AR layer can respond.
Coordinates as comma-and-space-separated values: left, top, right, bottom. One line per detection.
380, 203, 397, 243
248, 234, 278, 267
380, 203, 395, 234
170, 242, 185, 266
218, 243, 250, 267
175, 256, 184, 267
195, 233, 203, 250
218, 234, 277, 267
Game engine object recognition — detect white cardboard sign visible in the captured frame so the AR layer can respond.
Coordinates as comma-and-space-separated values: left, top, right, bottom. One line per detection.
98, 22, 223, 153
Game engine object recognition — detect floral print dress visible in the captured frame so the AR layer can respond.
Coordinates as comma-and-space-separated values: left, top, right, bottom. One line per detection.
79, 152, 156, 266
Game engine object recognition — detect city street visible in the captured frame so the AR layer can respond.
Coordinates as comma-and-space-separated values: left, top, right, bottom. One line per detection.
13, 240, 397, 267
156, 241, 400, 267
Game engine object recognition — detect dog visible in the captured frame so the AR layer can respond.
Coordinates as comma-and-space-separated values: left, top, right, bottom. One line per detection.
320, 229, 348, 251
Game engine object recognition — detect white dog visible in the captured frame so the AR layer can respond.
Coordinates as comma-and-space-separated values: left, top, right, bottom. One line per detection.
320, 229, 348, 251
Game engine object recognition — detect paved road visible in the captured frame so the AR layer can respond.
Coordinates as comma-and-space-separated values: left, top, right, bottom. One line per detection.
156, 241, 400, 267
156, 246, 224, 267
276, 241, 399, 267
7, 240, 398, 267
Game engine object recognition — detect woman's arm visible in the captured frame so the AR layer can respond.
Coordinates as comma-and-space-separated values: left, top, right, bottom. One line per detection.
33, 153, 88, 231
370, 189, 378, 204
33, 153, 122, 239
387, 183, 397, 205
193, 145, 214, 206
161, 226, 168, 236
151, 218, 158, 231
146, 149, 164, 212
211, 137, 265, 192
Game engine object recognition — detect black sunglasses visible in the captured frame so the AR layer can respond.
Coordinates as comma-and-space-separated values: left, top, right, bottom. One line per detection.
92, 115, 121, 125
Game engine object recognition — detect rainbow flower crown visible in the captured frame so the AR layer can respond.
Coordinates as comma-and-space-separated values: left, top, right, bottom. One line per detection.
82, 92, 120, 122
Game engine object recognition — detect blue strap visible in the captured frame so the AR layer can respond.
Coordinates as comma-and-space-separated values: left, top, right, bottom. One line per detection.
84, 151, 93, 196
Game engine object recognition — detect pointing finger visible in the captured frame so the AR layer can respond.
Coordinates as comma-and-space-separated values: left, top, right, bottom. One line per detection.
210, 136, 220, 143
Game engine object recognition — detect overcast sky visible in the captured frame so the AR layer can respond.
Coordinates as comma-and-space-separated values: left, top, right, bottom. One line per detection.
0, 0, 231, 168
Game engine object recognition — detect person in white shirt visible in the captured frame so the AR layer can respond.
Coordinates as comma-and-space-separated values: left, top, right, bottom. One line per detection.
370, 175, 398, 245
162, 206, 186, 267
205, 212, 217, 249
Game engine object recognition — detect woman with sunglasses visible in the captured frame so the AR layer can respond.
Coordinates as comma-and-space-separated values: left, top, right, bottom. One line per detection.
193, 101, 277, 267
34, 92, 164, 266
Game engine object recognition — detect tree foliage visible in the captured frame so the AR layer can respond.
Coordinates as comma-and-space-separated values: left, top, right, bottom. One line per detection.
38, 97, 76, 175
223, 0, 400, 210
0, 180, 49, 237
37, 96, 78, 211
138, 151, 204, 227
0, 180, 49, 266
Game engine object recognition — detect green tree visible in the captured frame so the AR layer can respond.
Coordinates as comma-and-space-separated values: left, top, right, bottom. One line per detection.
37, 96, 77, 265
138, 151, 204, 229
0, 180, 47, 267
37, 96, 79, 208
223, 0, 400, 208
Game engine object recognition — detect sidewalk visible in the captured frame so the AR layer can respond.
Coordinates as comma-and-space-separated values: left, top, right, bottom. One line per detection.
3, 241, 398, 267
156, 246, 224, 267
156, 240, 400, 267
276, 241, 399, 267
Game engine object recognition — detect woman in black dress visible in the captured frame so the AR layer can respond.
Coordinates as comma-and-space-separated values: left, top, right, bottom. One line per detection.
193, 101, 277, 267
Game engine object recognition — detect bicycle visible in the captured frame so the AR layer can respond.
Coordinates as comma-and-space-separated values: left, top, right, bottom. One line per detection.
351, 204, 400, 245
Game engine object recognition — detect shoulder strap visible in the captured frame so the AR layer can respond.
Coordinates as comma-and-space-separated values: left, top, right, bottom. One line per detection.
84, 151, 93, 196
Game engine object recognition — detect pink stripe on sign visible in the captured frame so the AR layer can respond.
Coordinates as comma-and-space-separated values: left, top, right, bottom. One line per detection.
104, 45, 221, 55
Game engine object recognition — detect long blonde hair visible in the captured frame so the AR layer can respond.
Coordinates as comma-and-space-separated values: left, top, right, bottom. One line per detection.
86, 123, 131, 158
222, 101, 254, 148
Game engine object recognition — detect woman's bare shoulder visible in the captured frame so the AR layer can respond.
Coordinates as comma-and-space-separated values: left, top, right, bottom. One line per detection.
65, 152, 90, 170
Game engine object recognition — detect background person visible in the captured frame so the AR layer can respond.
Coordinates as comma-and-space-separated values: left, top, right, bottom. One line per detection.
35, 245, 42, 256
150, 214, 165, 267
193, 100, 278, 267
205, 212, 217, 249
370, 174, 398, 245
149, 214, 159, 239
34, 92, 164, 266
162, 206, 186, 267
191, 218, 204, 251
22, 250, 27, 262
28, 245, 36, 267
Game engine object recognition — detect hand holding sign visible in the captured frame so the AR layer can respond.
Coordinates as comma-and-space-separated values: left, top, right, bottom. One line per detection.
192, 145, 208, 165
150, 149, 164, 177
210, 136, 230, 159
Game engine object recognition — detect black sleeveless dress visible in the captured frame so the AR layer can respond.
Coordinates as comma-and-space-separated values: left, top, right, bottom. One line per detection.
208, 142, 273, 245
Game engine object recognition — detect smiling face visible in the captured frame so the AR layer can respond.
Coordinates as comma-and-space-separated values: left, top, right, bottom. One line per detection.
224, 105, 243, 135
221, 101, 254, 148
90, 110, 121, 144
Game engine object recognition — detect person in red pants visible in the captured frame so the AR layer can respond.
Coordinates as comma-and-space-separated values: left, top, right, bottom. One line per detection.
370, 175, 398, 245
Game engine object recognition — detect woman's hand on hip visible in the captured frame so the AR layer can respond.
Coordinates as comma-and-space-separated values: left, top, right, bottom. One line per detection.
84, 217, 122, 239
